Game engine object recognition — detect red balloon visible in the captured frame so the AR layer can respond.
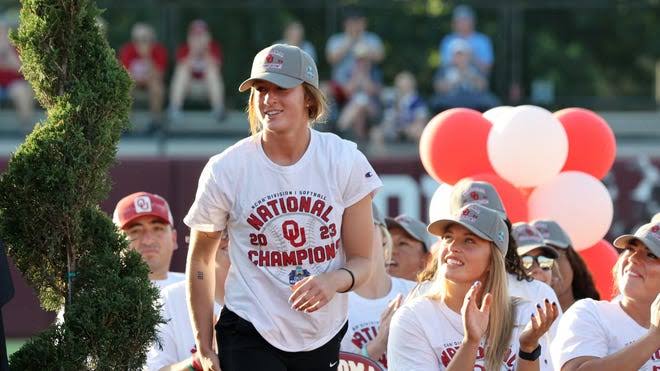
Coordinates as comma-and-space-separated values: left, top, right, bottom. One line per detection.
420, 108, 494, 185
555, 108, 616, 180
466, 173, 529, 223
578, 239, 619, 300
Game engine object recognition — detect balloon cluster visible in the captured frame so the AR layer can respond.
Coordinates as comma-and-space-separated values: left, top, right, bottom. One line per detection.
421, 106, 618, 299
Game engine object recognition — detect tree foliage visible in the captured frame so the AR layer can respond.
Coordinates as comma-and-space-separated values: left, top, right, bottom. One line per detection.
0, 0, 161, 368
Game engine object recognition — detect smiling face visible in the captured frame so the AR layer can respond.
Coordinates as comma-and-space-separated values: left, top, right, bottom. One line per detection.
251, 80, 309, 135
438, 223, 492, 285
123, 215, 177, 280
619, 239, 660, 303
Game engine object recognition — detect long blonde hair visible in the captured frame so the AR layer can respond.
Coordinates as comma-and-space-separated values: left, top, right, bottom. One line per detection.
246, 82, 328, 135
427, 243, 516, 370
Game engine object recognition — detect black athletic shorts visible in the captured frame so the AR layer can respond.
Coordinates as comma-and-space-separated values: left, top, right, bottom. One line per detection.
216, 307, 348, 371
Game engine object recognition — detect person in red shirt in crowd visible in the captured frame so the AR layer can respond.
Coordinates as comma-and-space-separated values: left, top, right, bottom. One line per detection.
0, 19, 34, 129
119, 22, 168, 127
169, 19, 226, 123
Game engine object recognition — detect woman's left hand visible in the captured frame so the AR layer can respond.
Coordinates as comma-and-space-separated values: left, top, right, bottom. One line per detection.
519, 299, 560, 352
288, 271, 343, 313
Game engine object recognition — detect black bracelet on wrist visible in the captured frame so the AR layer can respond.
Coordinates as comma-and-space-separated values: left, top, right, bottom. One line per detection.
518, 344, 541, 361
338, 267, 355, 293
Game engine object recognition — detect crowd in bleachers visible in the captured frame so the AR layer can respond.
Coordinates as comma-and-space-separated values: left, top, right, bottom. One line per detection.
0, 5, 502, 143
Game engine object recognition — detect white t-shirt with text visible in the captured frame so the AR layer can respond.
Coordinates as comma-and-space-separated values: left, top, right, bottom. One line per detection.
388, 296, 535, 371
184, 129, 382, 352
551, 298, 660, 370
340, 277, 415, 369
145, 281, 222, 371
405, 273, 559, 370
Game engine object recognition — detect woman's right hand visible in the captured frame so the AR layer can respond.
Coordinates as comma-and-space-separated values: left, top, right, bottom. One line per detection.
461, 281, 492, 345
197, 346, 221, 371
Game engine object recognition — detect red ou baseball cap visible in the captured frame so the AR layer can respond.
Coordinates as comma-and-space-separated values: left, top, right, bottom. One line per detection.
112, 192, 174, 229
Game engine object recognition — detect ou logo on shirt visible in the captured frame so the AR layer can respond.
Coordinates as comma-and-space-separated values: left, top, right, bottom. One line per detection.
282, 220, 307, 248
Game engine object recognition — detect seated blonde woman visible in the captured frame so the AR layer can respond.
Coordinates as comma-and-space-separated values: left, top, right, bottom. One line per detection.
388, 204, 558, 371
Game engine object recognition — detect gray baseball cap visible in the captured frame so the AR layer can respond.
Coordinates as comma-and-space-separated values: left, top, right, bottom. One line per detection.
449, 179, 507, 219
386, 215, 435, 252
372, 203, 386, 227
531, 219, 572, 249
239, 44, 318, 92
512, 222, 559, 258
428, 204, 509, 254
613, 221, 660, 257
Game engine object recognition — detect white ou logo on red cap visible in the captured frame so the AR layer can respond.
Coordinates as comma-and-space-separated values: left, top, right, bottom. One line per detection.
134, 196, 152, 213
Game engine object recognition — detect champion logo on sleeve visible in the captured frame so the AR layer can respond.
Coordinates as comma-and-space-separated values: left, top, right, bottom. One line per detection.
365, 172, 373, 178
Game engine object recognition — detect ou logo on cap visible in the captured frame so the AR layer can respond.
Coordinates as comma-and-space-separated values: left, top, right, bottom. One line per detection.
134, 196, 152, 213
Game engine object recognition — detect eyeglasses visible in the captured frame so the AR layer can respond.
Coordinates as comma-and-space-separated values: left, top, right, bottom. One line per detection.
521, 255, 555, 271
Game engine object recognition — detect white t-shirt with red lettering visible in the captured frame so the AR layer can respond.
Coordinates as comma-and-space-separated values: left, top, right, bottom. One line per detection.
387, 296, 535, 371
551, 298, 660, 370
406, 273, 559, 370
340, 277, 415, 370
184, 129, 382, 352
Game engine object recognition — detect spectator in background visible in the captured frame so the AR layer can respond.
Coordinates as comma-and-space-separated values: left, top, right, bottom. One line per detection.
325, 7, 384, 108
512, 222, 559, 287
430, 39, 499, 112
0, 19, 34, 128
277, 20, 317, 62
119, 23, 168, 127
336, 41, 382, 140
551, 221, 660, 370
439, 4, 493, 76
531, 220, 600, 311
385, 214, 435, 282
113, 192, 184, 291
169, 20, 226, 123
372, 71, 429, 148
340, 204, 415, 370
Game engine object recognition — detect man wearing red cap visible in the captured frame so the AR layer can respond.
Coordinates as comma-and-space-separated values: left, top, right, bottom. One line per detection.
113, 192, 184, 290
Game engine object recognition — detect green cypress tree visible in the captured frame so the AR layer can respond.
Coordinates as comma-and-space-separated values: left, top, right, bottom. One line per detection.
0, 1, 161, 369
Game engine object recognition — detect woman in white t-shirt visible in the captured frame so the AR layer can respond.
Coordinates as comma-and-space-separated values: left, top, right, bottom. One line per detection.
340, 203, 415, 370
551, 221, 660, 371
410, 180, 561, 369
184, 44, 382, 371
388, 204, 558, 371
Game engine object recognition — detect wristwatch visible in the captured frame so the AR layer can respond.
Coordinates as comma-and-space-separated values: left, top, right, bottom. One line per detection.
518, 344, 541, 361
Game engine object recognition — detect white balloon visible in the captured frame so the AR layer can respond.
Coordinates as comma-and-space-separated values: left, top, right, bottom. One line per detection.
528, 171, 613, 250
483, 105, 514, 125
428, 183, 454, 223
487, 105, 568, 187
